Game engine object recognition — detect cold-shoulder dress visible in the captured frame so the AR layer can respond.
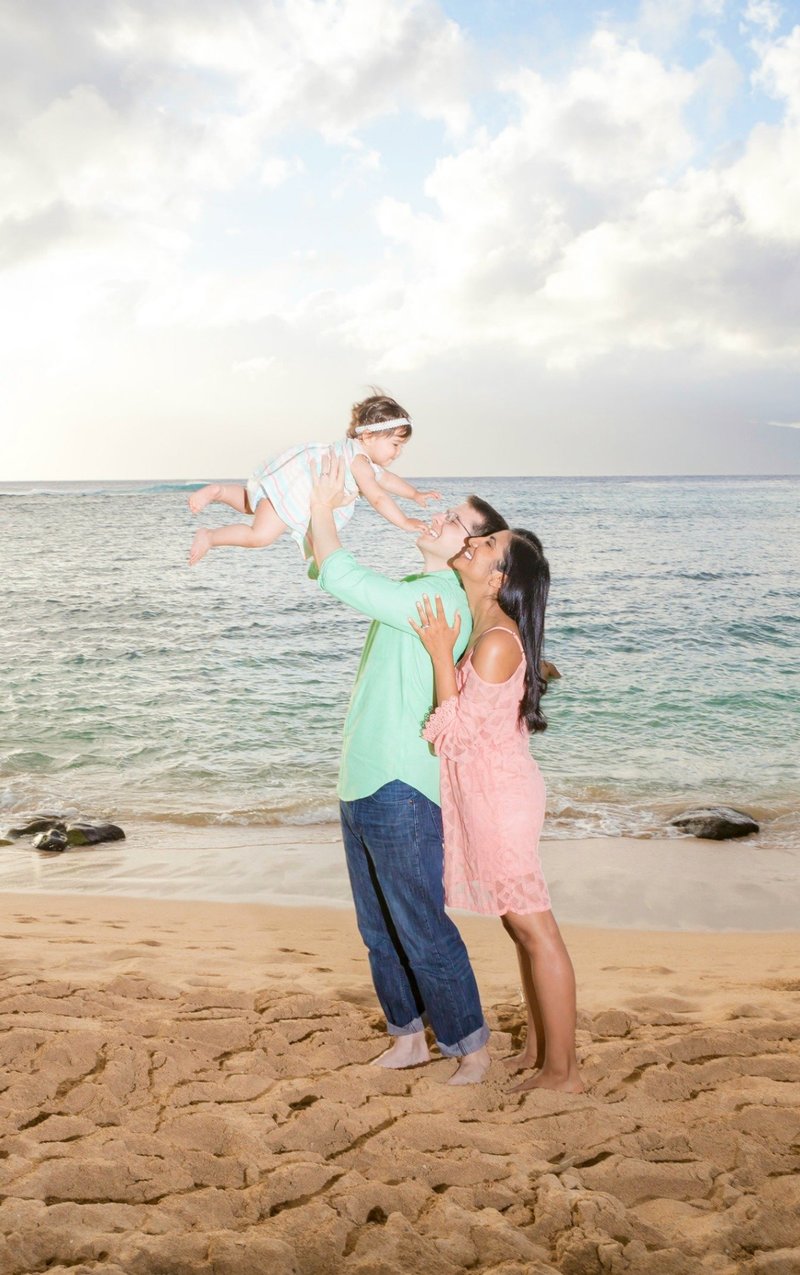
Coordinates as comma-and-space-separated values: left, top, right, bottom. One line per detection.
422, 628, 551, 917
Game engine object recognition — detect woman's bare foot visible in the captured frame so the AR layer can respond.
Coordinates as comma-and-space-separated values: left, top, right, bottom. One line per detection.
371, 1032, 431, 1069
447, 1045, 491, 1086
188, 484, 222, 515
189, 529, 213, 566
509, 1066, 584, 1094
503, 1049, 542, 1074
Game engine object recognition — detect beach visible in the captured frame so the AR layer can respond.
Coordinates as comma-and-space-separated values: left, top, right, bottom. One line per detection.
1, 830, 798, 1275
2, 476, 798, 1270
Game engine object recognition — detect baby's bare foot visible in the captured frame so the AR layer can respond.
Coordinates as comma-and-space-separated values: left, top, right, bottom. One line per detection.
188, 484, 221, 515
189, 529, 213, 566
447, 1045, 491, 1086
370, 1035, 431, 1070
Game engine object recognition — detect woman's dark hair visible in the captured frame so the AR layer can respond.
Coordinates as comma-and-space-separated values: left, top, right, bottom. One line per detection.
347, 390, 412, 440
496, 528, 550, 733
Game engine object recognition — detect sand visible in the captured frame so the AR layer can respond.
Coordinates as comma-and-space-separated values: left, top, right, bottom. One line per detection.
1, 891, 798, 1275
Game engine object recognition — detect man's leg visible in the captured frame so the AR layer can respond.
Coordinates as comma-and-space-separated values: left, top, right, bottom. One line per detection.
354, 782, 489, 1063
340, 797, 431, 1066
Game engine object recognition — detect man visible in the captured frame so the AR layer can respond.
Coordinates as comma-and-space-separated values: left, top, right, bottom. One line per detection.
310, 459, 508, 1084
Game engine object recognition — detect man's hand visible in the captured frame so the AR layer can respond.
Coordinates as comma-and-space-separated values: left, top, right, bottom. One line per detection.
309, 450, 357, 510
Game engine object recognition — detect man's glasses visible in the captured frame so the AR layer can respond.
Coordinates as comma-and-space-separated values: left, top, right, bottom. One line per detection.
443, 509, 472, 537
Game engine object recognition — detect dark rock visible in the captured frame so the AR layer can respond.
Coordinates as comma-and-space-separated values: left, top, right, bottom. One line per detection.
33, 828, 68, 852
670, 807, 759, 840
7, 816, 67, 838
540, 660, 561, 682
65, 822, 126, 846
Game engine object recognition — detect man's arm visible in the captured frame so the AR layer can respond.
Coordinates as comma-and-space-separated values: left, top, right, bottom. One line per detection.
309, 454, 465, 634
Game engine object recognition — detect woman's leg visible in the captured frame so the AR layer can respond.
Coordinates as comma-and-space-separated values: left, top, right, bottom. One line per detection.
188, 482, 250, 515
189, 499, 288, 565
503, 909, 582, 1093
500, 915, 545, 1071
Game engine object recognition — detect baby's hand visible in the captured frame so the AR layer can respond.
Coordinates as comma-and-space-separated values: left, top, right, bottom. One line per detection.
415, 489, 442, 506
405, 517, 429, 534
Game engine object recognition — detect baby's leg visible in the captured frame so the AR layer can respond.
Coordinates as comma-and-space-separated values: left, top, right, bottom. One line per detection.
189, 483, 250, 516
189, 499, 289, 565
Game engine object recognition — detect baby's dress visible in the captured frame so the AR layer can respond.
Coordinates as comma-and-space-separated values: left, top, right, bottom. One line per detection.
423, 629, 551, 916
246, 438, 382, 555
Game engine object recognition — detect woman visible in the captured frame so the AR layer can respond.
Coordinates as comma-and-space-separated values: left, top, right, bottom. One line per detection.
410, 527, 582, 1092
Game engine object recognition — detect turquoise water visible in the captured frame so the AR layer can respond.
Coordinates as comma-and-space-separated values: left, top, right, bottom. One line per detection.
1, 476, 798, 848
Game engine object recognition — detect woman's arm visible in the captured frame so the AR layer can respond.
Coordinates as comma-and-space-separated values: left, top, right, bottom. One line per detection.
411, 598, 519, 760
409, 594, 459, 705
350, 455, 427, 533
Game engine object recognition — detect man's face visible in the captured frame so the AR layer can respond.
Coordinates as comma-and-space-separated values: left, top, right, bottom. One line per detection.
416, 501, 481, 565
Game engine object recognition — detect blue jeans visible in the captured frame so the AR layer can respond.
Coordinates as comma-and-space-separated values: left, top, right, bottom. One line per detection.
340, 780, 489, 1057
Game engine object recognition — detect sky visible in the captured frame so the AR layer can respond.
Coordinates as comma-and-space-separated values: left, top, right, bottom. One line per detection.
2, 0, 800, 479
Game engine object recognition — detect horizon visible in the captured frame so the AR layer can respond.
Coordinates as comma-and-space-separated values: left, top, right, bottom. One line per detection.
4, 472, 799, 487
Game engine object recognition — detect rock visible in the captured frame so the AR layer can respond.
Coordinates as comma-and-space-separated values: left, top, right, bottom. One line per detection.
4, 815, 126, 849
670, 807, 759, 840
33, 829, 68, 852
65, 822, 126, 846
7, 816, 67, 838
540, 660, 561, 681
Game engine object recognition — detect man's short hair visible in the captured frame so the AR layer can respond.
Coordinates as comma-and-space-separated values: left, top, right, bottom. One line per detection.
466, 495, 508, 536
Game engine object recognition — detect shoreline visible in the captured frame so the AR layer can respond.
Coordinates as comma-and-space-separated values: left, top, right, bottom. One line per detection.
1, 819, 797, 931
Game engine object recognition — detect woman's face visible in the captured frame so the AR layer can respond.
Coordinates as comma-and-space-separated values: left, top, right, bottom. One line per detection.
452, 529, 512, 588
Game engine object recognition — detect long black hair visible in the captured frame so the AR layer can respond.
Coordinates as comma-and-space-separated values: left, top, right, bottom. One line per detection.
496, 529, 550, 733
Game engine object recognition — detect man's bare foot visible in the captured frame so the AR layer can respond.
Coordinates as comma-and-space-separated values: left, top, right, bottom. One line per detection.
188, 484, 221, 515
371, 1033, 431, 1069
189, 529, 213, 565
447, 1044, 491, 1086
509, 1066, 584, 1094
503, 1049, 542, 1074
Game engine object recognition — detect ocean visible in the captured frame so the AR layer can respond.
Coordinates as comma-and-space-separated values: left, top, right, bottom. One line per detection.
1, 476, 798, 854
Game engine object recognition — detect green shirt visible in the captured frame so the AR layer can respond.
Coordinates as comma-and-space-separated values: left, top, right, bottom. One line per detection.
319, 548, 472, 805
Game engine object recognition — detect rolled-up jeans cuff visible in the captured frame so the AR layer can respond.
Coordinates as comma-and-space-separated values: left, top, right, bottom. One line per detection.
386, 1015, 425, 1037
437, 1021, 490, 1058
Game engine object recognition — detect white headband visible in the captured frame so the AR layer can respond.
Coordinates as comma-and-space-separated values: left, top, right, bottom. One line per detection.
354, 417, 411, 435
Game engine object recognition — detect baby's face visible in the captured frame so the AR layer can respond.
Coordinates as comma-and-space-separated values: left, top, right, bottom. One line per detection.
361, 430, 406, 468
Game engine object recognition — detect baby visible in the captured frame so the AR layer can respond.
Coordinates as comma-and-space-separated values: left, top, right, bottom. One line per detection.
189, 393, 440, 566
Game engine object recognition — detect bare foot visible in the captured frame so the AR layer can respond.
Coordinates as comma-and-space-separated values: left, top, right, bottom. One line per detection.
503, 1049, 542, 1074
188, 484, 221, 515
447, 1045, 491, 1086
371, 1033, 431, 1070
189, 529, 213, 566
509, 1067, 584, 1094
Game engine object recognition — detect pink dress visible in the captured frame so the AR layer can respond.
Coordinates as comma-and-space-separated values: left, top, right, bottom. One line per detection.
422, 628, 551, 917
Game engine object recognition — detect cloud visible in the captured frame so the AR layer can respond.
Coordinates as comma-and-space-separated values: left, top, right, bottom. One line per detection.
742, 1, 784, 34
327, 25, 800, 372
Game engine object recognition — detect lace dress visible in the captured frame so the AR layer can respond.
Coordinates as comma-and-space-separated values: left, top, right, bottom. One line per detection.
422, 628, 551, 916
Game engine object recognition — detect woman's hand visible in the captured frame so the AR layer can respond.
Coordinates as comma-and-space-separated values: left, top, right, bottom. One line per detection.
309, 450, 357, 510
408, 594, 461, 662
